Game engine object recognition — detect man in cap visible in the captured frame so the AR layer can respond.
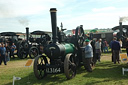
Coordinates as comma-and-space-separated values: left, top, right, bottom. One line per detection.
83, 39, 93, 72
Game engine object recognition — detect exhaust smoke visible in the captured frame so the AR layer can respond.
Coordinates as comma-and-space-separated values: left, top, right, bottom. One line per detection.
18, 17, 29, 27
119, 16, 128, 22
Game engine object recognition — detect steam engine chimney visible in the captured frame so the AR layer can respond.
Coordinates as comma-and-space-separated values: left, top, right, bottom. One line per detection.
50, 8, 58, 43
80, 25, 83, 28
119, 22, 123, 39
26, 27, 29, 42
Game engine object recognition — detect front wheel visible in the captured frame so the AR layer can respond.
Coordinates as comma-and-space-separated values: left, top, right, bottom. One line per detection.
33, 55, 48, 79
64, 53, 76, 79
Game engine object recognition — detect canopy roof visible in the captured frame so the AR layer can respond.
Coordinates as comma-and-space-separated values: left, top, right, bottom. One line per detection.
30, 31, 46, 35
112, 25, 128, 30
0, 32, 17, 36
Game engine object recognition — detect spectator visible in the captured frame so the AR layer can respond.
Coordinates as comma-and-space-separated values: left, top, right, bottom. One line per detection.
103, 39, 108, 53
0, 44, 7, 65
83, 39, 93, 72
112, 37, 120, 64
101, 39, 104, 53
10, 43, 16, 58
95, 39, 102, 62
5, 43, 10, 62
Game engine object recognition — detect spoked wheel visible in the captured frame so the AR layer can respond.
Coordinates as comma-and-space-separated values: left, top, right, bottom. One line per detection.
64, 53, 76, 79
75, 26, 85, 48
17, 41, 23, 58
34, 55, 48, 79
22, 41, 29, 50
19, 47, 28, 59
29, 46, 39, 59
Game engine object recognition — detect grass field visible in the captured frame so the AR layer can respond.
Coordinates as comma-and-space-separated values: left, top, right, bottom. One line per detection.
0, 53, 128, 85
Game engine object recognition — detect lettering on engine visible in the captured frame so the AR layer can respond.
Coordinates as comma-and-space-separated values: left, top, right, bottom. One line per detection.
46, 68, 61, 73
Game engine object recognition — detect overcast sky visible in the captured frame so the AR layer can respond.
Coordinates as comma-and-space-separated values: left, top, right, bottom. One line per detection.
0, 0, 128, 32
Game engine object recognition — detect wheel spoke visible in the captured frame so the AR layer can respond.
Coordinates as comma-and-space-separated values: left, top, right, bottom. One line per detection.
39, 70, 42, 77
68, 68, 71, 72
68, 60, 72, 65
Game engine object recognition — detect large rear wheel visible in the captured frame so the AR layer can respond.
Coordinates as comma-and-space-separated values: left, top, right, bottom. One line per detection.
64, 53, 76, 79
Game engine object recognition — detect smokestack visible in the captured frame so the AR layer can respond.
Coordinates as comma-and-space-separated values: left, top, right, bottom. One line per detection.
50, 8, 58, 43
119, 22, 123, 39
60, 22, 63, 30
26, 27, 29, 42
80, 25, 83, 28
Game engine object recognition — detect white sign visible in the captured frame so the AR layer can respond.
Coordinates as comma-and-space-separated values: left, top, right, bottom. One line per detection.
13, 76, 21, 85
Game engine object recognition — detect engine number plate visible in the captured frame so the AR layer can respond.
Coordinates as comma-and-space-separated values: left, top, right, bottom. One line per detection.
46, 67, 61, 73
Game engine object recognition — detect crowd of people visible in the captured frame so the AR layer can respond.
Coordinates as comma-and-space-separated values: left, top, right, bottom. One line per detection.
83, 37, 126, 72
0, 43, 16, 65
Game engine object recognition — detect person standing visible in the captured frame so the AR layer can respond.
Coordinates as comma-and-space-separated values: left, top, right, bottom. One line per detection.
95, 39, 102, 62
5, 43, 10, 62
11, 43, 16, 58
83, 39, 93, 72
112, 37, 121, 64
101, 39, 105, 53
103, 39, 108, 53
0, 44, 7, 65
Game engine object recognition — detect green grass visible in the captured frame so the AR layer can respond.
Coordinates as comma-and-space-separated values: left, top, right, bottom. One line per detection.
0, 54, 128, 85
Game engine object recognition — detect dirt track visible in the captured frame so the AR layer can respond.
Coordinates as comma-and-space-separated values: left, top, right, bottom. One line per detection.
101, 54, 112, 61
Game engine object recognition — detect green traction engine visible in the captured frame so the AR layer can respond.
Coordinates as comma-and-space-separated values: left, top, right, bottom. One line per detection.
33, 8, 85, 80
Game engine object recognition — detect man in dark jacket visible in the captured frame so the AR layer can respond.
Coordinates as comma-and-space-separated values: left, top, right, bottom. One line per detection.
112, 37, 121, 64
